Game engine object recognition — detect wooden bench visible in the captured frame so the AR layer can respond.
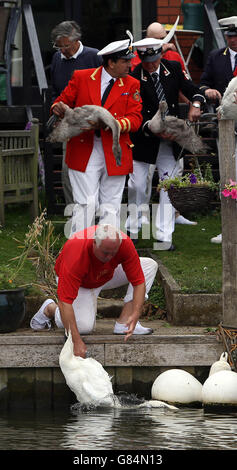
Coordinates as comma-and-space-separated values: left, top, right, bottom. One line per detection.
0, 118, 39, 225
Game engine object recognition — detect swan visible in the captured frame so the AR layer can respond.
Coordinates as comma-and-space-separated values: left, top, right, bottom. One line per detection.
59, 332, 114, 407
217, 76, 237, 120
208, 352, 231, 376
59, 333, 178, 410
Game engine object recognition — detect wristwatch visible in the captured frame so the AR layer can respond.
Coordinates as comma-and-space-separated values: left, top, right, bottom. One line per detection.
192, 102, 201, 108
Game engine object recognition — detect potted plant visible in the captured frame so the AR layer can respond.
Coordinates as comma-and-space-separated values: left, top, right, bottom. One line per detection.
0, 264, 26, 333
0, 209, 60, 333
157, 163, 218, 215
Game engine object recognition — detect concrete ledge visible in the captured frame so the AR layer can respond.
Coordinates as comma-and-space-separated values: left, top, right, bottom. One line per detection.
0, 331, 223, 368
152, 254, 222, 326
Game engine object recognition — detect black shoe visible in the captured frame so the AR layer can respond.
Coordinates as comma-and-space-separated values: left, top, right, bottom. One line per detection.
155, 240, 176, 251
127, 231, 139, 245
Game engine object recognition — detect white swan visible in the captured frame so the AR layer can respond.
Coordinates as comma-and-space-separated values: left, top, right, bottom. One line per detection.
208, 352, 231, 376
217, 76, 237, 120
59, 332, 114, 407
59, 333, 178, 410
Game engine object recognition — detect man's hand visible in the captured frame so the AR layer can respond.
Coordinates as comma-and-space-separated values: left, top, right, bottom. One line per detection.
58, 300, 87, 358
124, 315, 139, 342
204, 88, 222, 103
52, 101, 68, 118
188, 105, 201, 122
73, 337, 87, 358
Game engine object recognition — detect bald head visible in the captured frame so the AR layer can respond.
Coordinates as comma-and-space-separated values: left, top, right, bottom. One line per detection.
146, 22, 167, 39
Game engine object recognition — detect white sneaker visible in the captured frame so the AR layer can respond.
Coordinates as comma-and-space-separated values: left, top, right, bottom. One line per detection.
141, 215, 150, 225
210, 233, 222, 244
30, 299, 54, 330
175, 215, 197, 225
113, 320, 153, 335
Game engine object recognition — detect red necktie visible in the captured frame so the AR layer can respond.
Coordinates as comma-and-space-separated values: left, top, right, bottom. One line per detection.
233, 54, 237, 77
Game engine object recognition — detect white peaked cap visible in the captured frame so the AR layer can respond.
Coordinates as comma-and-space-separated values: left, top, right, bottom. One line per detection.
218, 16, 237, 27
218, 16, 237, 35
98, 30, 135, 58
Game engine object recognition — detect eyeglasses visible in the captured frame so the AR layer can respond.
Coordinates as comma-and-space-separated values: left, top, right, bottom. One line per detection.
52, 42, 74, 51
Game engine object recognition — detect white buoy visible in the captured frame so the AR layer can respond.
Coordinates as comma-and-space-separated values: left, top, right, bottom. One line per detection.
209, 352, 231, 376
202, 370, 237, 408
151, 369, 202, 406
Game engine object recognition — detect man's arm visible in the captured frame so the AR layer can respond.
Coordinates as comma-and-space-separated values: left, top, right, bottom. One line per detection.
124, 282, 146, 342
58, 300, 87, 358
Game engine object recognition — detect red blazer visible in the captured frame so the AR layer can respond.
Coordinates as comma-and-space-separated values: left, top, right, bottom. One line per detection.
52, 66, 143, 176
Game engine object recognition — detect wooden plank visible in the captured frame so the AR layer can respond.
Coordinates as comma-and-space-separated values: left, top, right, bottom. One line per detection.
0, 343, 105, 367
105, 341, 223, 367
219, 119, 237, 327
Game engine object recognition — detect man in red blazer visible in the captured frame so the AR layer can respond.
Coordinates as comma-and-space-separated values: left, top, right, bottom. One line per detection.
51, 33, 142, 235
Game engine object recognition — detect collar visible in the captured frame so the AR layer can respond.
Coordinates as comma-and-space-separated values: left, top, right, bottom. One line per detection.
229, 47, 237, 57
150, 65, 160, 75
101, 67, 116, 84
60, 41, 83, 60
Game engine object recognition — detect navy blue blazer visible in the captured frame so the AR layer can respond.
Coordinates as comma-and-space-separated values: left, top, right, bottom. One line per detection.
200, 47, 234, 97
130, 59, 205, 164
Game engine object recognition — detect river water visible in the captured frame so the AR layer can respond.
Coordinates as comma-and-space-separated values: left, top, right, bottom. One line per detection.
0, 405, 236, 451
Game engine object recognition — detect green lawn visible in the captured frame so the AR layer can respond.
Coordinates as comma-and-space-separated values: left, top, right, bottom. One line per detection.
136, 209, 222, 294
0, 205, 222, 296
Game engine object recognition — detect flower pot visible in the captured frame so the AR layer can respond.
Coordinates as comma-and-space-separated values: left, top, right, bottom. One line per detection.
0, 288, 26, 333
168, 186, 213, 215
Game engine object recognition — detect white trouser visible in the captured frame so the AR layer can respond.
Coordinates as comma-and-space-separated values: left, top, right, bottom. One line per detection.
62, 142, 73, 206
54, 257, 158, 334
68, 136, 126, 235
155, 141, 181, 242
126, 141, 181, 241
126, 161, 153, 234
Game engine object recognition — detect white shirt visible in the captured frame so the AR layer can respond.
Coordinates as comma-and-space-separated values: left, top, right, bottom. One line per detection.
100, 67, 116, 99
229, 47, 237, 71
60, 41, 83, 60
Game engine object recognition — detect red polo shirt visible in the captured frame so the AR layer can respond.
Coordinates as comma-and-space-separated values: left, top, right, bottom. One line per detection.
55, 226, 145, 303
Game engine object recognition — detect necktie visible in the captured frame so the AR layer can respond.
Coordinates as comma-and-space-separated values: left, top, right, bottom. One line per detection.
234, 54, 237, 77
101, 78, 114, 106
95, 78, 115, 137
151, 72, 166, 103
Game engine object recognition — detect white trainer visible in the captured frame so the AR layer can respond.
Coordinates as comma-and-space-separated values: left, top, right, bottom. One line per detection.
30, 299, 54, 330
175, 215, 197, 225
210, 233, 222, 244
113, 320, 153, 335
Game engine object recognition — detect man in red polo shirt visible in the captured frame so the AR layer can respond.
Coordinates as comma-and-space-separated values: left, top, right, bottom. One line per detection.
30, 225, 158, 357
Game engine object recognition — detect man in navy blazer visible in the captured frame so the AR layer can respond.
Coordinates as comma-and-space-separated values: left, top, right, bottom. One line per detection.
200, 16, 237, 244
125, 38, 206, 251
200, 16, 237, 104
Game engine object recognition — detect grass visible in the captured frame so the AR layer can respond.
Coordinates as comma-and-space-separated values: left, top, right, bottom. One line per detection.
134, 208, 222, 294
0, 205, 222, 297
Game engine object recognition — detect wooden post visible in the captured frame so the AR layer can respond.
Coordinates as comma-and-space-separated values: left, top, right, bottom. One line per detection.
219, 119, 237, 327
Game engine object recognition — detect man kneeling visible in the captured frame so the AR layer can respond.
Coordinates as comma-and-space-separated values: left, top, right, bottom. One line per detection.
30, 224, 158, 357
